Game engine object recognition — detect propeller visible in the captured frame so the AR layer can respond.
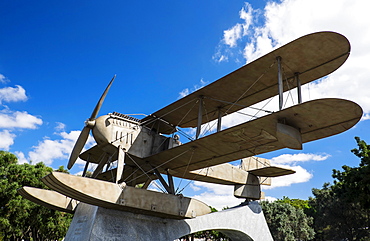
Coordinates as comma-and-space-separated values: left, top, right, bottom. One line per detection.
67, 75, 116, 169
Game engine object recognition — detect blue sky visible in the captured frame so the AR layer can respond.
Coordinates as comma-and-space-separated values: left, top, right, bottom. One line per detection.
1, 0, 369, 209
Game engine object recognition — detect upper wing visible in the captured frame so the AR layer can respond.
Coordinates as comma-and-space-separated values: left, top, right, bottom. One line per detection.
141, 32, 350, 134
143, 98, 362, 175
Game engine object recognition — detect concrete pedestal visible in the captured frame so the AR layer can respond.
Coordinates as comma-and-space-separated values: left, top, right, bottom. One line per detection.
65, 201, 273, 241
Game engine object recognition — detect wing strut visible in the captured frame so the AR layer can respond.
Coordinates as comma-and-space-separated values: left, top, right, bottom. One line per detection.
82, 153, 91, 177
295, 73, 302, 104
153, 168, 175, 194
217, 107, 222, 132
277, 56, 284, 110
116, 146, 125, 183
196, 96, 203, 139
277, 57, 303, 109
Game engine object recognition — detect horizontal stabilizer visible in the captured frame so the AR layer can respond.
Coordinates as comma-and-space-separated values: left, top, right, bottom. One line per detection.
248, 166, 295, 177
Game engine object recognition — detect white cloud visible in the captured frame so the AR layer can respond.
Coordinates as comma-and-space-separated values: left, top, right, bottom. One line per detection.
190, 183, 201, 192
55, 122, 66, 132
0, 130, 16, 151
178, 88, 189, 99
261, 153, 330, 189
28, 133, 76, 165
217, 54, 228, 63
212, 47, 232, 63
0, 80, 94, 167
263, 165, 313, 189
214, 0, 370, 118
0, 85, 28, 104
178, 78, 208, 98
255, 0, 369, 116
271, 153, 330, 165
15, 151, 28, 164
215, 3, 255, 62
190, 181, 242, 210
0, 74, 9, 84
0, 109, 42, 129
239, 3, 254, 30
0, 77, 41, 150
223, 23, 244, 48
223, 3, 254, 48
25, 127, 95, 166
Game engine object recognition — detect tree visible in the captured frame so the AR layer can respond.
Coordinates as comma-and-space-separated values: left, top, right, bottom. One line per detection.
308, 137, 370, 240
332, 136, 370, 209
0, 151, 72, 240
277, 196, 311, 213
309, 183, 370, 241
332, 137, 370, 239
260, 200, 315, 241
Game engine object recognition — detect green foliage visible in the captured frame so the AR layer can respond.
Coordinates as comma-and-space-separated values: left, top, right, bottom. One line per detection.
309, 183, 370, 240
276, 196, 311, 214
261, 200, 315, 241
308, 137, 370, 240
210, 206, 218, 212
193, 229, 230, 241
0, 151, 72, 240
55, 165, 70, 173
332, 136, 370, 209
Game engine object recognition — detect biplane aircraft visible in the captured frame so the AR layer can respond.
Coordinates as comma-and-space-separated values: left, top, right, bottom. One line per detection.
19, 31, 362, 219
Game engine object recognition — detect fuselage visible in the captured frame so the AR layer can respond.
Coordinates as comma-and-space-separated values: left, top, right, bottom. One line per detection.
92, 112, 181, 157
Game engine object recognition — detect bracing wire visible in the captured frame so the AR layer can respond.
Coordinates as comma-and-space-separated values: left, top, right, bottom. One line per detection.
140, 97, 198, 132
205, 96, 273, 114
176, 168, 205, 194
123, 166, 141, 183
124, 148, 192, 185
223, 61, 276, 116
281, 65, 295, 108
125, 153, 167, 193
248, 96, 275, 121
176, 156, 216, 194
175, 148, 196, 193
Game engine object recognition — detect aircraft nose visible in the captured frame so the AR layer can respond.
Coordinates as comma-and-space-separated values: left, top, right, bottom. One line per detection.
92, 115, 112, 145
84, 119, 96, 128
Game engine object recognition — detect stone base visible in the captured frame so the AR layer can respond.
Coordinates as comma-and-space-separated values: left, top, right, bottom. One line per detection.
65, 201, 273, 241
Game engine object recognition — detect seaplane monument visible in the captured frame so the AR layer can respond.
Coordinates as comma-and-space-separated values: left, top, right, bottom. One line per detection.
19, 31, 362, 240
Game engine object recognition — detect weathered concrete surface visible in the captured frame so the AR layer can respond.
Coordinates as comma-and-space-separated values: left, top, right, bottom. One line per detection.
65, 201, 273, 241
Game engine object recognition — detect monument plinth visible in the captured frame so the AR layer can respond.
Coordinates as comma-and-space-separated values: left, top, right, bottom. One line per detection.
65, 201, 273, 241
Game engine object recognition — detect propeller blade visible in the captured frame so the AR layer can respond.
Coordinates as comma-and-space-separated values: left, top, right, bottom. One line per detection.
68, 75, 116, 169
67, 126, 90, 169
90, 75, 116, 120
